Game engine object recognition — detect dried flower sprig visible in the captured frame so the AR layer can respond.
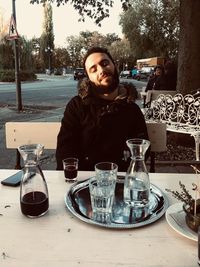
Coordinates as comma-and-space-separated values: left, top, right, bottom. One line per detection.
165, 181, 193, 206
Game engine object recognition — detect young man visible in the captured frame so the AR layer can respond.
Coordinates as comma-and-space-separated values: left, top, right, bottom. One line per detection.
56, 47, 149, 171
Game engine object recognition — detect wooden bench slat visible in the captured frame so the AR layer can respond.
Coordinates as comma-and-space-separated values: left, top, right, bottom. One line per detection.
5, 122, 61, 149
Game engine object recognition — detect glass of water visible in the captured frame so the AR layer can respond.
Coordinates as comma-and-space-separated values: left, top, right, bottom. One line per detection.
89, 177, 116, 223
95, 162, 118, 185
89, 162, 118, 223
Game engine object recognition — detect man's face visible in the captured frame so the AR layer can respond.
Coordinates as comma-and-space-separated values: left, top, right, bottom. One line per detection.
155, 68, 162, 76
84, 52, 119, 94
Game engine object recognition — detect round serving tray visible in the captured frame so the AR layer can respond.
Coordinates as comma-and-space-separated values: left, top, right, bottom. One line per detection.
65, 177, 169, 229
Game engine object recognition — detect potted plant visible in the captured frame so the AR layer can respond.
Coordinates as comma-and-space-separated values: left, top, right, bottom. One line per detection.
166, 165, 200, 233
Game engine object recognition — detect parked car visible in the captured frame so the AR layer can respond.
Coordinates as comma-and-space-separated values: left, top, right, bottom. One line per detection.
132, 67, 153, 81
119, 70, 132, 78
54, 68, 63, 75
74, 68, 86, 80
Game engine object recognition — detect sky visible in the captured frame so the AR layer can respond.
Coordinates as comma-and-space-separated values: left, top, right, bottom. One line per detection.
0, 0, 123, 47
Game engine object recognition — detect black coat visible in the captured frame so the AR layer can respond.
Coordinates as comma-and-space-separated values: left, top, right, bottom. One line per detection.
56, 83, 149, 171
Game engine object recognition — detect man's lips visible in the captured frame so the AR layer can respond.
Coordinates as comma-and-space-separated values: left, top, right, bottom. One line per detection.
100, 73, 111, 81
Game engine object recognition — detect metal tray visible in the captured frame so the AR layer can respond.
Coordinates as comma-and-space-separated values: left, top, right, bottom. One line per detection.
65, 177, 169, 229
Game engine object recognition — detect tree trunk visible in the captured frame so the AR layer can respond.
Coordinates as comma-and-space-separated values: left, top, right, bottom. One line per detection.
177, 0, 200, 95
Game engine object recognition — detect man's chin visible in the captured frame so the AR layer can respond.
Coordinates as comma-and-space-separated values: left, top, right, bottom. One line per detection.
94, 84, 116, 95
100, 80, 112, 87
90, 69, 119, 95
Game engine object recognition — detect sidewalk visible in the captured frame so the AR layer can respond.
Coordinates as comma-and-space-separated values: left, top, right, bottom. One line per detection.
0, 101, 197, 173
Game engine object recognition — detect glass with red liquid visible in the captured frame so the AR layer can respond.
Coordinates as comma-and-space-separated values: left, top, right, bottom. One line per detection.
63, 157, 78, 182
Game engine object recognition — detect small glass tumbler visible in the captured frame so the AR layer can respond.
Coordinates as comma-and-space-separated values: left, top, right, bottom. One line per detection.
62, 157, 78, 182
95, 162, 118, 186
89, 176, 116, 224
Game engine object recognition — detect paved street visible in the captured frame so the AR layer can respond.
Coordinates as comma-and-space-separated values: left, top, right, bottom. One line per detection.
0, 74, 194, 173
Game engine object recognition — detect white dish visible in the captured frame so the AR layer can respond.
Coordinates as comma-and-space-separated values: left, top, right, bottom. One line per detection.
165, 202, 197, 242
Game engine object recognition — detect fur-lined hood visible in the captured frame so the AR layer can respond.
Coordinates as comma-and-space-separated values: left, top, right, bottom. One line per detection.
77, 78, 138, 104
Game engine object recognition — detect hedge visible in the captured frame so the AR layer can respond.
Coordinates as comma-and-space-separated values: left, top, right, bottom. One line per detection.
0, 69, 37, 82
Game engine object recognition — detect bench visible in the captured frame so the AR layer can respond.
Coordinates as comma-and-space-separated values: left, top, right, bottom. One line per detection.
5, 121, 166, 172
144, 93, 200, 161
140, 90, 176, 108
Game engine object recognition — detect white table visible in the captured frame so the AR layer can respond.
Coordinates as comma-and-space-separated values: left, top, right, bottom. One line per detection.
0, 170, 197, 267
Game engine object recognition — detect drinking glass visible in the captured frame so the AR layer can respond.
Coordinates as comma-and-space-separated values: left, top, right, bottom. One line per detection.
89, 176, 116, 223
63, 157, 78, 182
95, 162, 118, 185
89, 162, 118, 223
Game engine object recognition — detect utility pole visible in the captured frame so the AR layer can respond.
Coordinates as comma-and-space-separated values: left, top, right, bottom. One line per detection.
12, 0, 22, 111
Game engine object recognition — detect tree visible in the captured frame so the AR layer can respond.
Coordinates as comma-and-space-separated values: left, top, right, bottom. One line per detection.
30, 0, 131, 26
0, 10, 14, 69
40, 2, 55, 72
0, 37, 14, 70
19, 37, 34, 71
119, 0, 179, 59
109, 38, 133, 71
177, 0, 200, 94
54, 47, 71, 69
66, 35, 84, 67
65, 31, 122, 68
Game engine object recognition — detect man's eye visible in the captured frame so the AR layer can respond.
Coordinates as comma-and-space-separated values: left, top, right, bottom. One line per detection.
90, 67, 96, 73
102, 60, 109, 66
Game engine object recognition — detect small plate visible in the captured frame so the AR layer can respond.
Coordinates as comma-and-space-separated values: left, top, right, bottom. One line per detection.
65, 178, 168, 229
165, 202, 197, 242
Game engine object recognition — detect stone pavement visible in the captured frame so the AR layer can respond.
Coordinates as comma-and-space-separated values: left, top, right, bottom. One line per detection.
0, 100, 197, 173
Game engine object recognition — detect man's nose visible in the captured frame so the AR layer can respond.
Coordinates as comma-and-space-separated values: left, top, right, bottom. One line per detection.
97, 65, 106, 74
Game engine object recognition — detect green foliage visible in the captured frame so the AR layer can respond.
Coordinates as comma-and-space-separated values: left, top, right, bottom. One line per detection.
40, 2, 55, 70
19, 37, 34, 71
109, 38, 134, 71
120, 0, 179, 59
0, 69, 15, 82
0, 69, 37, 82
0, 40, 14, 69
30, 0, 131, 26
54, 47, 71, 68
66, 31, 123, 68
20, 71, 37, 81
166, 181, 193, 206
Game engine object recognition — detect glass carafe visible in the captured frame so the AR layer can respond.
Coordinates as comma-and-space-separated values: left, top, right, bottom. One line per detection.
124, 139, 150, 208
18, 144, 49, 218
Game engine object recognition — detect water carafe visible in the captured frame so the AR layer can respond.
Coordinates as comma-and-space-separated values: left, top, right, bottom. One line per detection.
18, 144, 49, 218
124, 139, 150, 207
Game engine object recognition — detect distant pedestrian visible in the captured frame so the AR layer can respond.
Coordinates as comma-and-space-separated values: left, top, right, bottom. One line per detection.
153, 61, 177, 91
145, 65, 164, 92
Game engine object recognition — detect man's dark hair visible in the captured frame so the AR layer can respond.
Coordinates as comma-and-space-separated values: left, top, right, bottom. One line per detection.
83, 46, 115, 70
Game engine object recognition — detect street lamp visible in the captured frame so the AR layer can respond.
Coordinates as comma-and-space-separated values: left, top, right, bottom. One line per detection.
45, 46, 53, 75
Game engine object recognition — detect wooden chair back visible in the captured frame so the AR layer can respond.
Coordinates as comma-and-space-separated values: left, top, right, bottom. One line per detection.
5, 121, 166, 172
5, 122, 61, 149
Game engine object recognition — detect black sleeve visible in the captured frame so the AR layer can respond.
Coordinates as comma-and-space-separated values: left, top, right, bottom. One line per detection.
56, 97, 82, 170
